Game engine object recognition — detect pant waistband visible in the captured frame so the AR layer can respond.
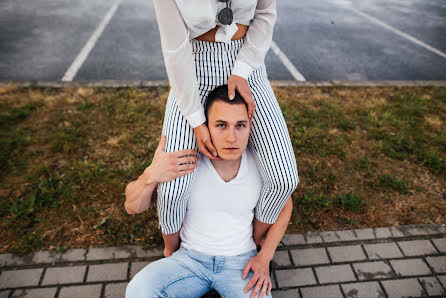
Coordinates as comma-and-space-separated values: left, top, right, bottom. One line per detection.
191, 37, 245, 53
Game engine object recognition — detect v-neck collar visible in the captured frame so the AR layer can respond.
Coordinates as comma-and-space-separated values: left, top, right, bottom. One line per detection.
204, 150, 248, 184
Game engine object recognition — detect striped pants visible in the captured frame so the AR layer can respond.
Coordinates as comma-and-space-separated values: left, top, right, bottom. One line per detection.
158, 37, 299, 234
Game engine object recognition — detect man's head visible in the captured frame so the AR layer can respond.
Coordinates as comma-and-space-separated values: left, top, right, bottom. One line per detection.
205, 84, 250, 161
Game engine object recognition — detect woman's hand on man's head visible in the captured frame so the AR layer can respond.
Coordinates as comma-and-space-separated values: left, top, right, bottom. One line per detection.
142, 135, 200, 184
228, 74, 256, 122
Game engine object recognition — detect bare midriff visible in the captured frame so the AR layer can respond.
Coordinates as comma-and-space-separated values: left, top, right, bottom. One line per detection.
194, 23, 249, 42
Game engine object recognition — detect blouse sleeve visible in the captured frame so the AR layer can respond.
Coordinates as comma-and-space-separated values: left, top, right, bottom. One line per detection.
153, 0, 206, 128
231, 0, 277, 80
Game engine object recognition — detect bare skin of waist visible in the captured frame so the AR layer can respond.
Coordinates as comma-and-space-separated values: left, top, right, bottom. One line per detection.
194, 23, 249, 42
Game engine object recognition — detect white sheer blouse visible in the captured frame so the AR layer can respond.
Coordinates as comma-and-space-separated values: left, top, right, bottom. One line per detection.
153, 0, 277, 128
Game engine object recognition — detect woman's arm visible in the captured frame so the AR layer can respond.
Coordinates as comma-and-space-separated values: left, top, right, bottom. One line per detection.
242, 196, 292, 298
153, 0, 219, 160
227, 0, 276, 124
152, 0, 205, 129
124, 135, 199, 214
231, 0, 277, 80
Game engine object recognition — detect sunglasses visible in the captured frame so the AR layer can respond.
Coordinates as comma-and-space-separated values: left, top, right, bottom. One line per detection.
217, 0, 233, 25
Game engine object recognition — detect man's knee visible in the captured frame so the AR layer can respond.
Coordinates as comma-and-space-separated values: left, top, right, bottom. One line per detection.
126, 273, 164, 298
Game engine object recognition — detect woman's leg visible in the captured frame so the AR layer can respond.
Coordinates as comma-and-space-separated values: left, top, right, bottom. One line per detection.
247, 64, 299, 224
157, 90, 198, 236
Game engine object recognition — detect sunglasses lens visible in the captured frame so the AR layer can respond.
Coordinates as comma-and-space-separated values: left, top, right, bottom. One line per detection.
218, 7, 233, 25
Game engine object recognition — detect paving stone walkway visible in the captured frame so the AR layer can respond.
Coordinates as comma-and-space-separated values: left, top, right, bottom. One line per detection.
0, 224, 445, 298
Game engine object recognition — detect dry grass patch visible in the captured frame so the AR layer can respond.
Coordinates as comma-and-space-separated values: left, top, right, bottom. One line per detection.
0, 85, 445, 254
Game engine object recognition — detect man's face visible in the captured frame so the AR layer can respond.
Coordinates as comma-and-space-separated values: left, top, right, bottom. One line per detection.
207, 101, 250, 161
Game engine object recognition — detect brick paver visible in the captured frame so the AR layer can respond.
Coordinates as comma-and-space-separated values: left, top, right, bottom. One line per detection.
305, 231, 323, 244
432, 238, 446, 253
425, 256, 446, 273
352, 261, 393, 280
437, 275, 446, 288
87, 263, 128, 282
290, 248, 329, 266
275, 268, 316, 287
374, 227, 392, 239
130, 261, 151, 279
281, 234, 306, 246
272, 251, 292, 267
341, 281, 385, 298
381, 278, 426, 298
0, 268, 43, 289
271, 288, 300, 298
11, 287, 57, 298
300, 285, 343, 298
354, 228, 375, 240
104, 282, 127, 298
0, 224, 444, 297
315, 264, 356, 283
86, 247, 133, 261
363, 242, 404, 260
397, 239, 438, 256
390, 259, 431, 276
41, 265, 86, 285
418, 277, 445, 296
59, 284, 102, 298
327, 245, 367, 262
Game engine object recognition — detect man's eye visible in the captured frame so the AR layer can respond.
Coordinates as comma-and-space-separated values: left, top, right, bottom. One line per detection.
217, 124, 225, 128
237, 124, 246, 128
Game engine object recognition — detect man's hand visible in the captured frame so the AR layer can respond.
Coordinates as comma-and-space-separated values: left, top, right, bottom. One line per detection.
193, 123, 220, 160
228, 74, 256, 122
142, 135, 200, 184
242, 254, 272, 298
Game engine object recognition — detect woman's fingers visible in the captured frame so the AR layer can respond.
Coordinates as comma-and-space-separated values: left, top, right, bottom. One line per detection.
202, 139, 220, 160
198, 141, 217, 160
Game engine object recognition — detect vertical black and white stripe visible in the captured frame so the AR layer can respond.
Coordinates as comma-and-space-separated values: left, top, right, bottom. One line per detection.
157, 37, 299, 234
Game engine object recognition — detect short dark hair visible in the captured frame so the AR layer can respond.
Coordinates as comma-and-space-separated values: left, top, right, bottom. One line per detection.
205, 84, 247, 121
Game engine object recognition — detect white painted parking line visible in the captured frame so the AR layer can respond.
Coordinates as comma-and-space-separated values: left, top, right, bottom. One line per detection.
270, 40, 306, 82
62, 0, 122, 81
348, 6, 446, 60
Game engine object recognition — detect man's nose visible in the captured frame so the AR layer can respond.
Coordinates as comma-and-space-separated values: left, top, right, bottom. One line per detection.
225, 127, 236, 142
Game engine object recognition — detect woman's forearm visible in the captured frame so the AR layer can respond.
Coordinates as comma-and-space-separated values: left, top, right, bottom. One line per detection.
257, 197, 293, 261
124, 173, 157, 214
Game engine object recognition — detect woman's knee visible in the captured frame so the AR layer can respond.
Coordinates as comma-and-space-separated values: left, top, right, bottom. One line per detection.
266, 171, 299, 197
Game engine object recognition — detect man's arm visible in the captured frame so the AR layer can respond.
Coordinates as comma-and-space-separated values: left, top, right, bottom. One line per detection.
124, 135, 199, 215
242, 196, 293, 298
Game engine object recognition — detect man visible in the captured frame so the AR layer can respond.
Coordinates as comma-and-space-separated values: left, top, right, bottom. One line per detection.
124, 85, 293, 297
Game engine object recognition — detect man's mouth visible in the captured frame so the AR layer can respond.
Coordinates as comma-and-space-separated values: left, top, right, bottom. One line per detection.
224, 148, 238, 151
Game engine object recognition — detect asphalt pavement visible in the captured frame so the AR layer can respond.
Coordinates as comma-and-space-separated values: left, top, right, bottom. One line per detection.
0, 0, 445, 82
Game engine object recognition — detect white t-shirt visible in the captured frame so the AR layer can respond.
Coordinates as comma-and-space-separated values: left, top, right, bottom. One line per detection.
180, 148, 263, 256
152, 0, 277, 127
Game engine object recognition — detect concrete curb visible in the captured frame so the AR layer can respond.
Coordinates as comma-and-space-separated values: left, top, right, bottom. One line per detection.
1, 224, 444, 267
1, 80, 446, 88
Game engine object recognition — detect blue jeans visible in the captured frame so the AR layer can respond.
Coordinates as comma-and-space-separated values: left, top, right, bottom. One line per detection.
125, 247, 272, 297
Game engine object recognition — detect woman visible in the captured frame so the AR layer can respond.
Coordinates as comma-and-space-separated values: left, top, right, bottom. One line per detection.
152, 0, 299, 256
